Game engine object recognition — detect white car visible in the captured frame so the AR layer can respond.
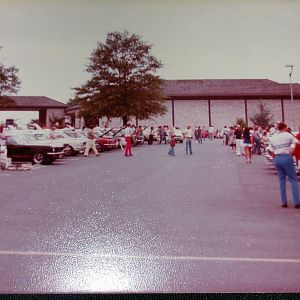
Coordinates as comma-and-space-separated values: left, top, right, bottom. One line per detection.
173, 129, 184, 143
24, 131, 71, 156
31, 129, 86, 156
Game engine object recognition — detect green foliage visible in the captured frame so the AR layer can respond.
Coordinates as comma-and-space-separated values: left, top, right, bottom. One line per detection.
67, 95, 80, 106
236, 117, 247, 128
0, 47, 20, 107
250, 101, 274, 128
74, 30, 167, 125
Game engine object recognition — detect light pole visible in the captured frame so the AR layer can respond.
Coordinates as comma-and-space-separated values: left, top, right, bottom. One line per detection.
285, 65, 296, 130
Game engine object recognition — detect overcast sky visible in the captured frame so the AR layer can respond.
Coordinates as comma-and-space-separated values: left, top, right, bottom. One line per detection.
1, 0, 300, 106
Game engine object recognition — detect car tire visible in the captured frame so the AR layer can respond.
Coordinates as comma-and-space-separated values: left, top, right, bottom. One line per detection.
65, 146, 75, 156
180, 140, 183, 143
32, 151, 46, 165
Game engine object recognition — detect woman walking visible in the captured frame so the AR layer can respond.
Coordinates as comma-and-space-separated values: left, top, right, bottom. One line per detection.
243, 127, 253, 163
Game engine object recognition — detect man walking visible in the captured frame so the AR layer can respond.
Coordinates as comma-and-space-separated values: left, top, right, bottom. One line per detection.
269, 122, 300, 208
84, 125, 100, 157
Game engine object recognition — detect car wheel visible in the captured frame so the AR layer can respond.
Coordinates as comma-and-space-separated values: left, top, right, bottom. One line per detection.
32, 151, 46, 164
65, 146, 75, 156
180, 140, 183, 143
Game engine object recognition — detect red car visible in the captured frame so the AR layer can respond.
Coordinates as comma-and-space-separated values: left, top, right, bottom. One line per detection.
95, 129, 119, 152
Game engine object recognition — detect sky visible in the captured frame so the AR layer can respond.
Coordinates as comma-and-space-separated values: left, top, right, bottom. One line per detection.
1, 0, 300, 123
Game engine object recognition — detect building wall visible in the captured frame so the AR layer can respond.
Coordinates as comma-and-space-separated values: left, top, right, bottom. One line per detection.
172, 100, 208, 129
283, 99, 300, 131
71, 98, 300, 131
210, 99, 245, 129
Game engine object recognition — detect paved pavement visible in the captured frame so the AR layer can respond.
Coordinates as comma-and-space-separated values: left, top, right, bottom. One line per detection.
0, 139, 300, 293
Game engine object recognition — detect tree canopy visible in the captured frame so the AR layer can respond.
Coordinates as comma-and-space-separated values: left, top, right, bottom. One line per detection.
250, 101, 274, 128
73, 31, 167, 125
0, 47, 20, 107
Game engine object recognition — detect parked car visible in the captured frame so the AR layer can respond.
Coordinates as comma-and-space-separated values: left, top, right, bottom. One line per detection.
47, 130, 86, 156
24, 131, 72, 156
173, 129, 184, 143
142, 126, 158, 142
95, 128, 119, 152
5, 133, 64, 165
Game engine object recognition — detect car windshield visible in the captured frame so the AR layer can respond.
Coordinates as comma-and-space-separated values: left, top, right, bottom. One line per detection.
52, 133, 66, 139
64, 131, 83, 138
6, 134, 33, 145
27, 133, 50, 140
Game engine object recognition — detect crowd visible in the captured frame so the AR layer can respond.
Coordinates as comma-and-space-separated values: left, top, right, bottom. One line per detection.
221, 122, 300, 209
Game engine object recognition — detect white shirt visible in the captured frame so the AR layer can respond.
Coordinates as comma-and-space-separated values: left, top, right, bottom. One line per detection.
124, 127, 132, 137
269, 132, 298, 155
184, 128, 193, 138
208, 126, 214, 133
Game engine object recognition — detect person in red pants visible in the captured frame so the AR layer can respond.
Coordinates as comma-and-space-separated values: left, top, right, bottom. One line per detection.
124, 123, 133, 157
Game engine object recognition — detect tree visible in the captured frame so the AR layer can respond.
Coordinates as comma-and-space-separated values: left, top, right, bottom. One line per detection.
236, 117, 246, 128
250, 101, 274, 128
0, 47, 20, 107
73, 30, 167, 126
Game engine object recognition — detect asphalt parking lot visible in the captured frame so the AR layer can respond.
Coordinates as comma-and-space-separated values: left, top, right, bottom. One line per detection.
0, 140, 300, 293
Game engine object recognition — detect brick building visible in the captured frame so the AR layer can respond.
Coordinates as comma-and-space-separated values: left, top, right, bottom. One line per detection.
72, 79, 299, 130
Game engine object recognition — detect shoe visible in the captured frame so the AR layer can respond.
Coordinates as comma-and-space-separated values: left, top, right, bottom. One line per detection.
295, 204, 300, 209
129, 154, 133, 156
96, 154, 100, 157
281, 204, 288, 208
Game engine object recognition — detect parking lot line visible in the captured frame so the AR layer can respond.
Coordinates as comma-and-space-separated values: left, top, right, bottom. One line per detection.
0, 250, 300, 264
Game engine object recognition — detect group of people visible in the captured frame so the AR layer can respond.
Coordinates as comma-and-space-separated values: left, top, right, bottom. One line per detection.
223, 122, 300, 209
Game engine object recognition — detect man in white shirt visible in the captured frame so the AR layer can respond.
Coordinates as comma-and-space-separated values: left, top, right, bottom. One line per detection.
208, 125, 214, 140
184, 125, 193, 155
269, 122, 300, 208
124, 123, 133, 157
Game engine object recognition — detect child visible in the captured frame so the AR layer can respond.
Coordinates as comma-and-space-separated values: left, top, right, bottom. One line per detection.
168, 134, 176, 156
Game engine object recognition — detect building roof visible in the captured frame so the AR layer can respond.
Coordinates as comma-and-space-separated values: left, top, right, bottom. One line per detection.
164, 79, 300, 99
4, 96, 67, 109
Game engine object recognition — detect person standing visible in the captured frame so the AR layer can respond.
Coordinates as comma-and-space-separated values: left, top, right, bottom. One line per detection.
294, 132, 300, 167
168, 134, 176, 156
84, 125, 100, 157
196, 126, 202, 144
124, 123, 133, 157
269, 122, 300, 208
223, 125, 230, 145
208, 125, 214, 140
252, 127, 262, 155
243, 127, 253, 163
234, 125, 244, 156
228, 126, 236, 152
148, 126, 154, 145
184, 125, 193, 155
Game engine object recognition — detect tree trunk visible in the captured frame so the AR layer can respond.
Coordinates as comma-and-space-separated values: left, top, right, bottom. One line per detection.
122, 116, 128, 126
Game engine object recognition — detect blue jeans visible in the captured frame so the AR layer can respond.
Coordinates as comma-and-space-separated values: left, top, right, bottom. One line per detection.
274, 154, 300, 205
186, 138, 192, 154
168, 146, 175, 156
